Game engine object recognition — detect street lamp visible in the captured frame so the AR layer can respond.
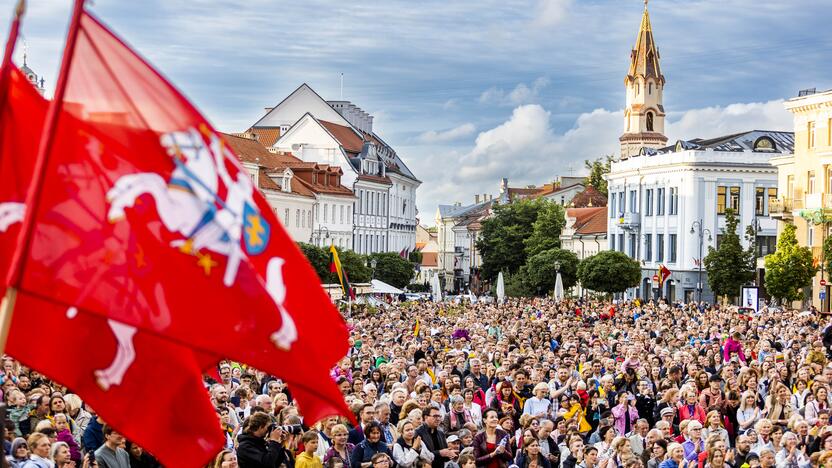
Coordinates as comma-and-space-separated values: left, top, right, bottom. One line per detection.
690, 219, 712, 303
370, 258, 378, 280
312, 226, 330, 246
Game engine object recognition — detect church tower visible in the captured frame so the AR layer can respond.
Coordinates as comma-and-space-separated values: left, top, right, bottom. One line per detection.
619, 0, 667, 159
20, 49, 45, 96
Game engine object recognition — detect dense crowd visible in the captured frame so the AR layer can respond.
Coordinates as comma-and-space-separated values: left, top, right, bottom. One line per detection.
4, 296, 832, 468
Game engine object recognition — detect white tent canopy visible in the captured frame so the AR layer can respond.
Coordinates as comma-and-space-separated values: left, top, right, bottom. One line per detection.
371, 279, 404, 295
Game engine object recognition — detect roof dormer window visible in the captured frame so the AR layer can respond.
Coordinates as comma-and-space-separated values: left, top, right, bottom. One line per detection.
281, 169, 293, 193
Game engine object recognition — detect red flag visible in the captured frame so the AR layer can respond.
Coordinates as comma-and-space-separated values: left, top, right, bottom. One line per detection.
4, 1, 350, 429
0, 56, 224, 468
659, 264, 671, 286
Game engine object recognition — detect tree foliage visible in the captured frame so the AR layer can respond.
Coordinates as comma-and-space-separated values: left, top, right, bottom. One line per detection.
823, 235, 832, 281
502, 271, 534, 298
369, 252, 415, 289
764, 223, 817, 302
703, 209, 755, 299
524, 202, 566, 258
477, 198, 566, 282
578, 250, 641, 293
296, 243, 372, 284
524, 248, 579, 294
583, 155, 613, 195
408, 250, 423, 264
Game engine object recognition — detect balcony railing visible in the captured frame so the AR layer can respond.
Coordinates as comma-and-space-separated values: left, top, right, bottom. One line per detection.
769, 198, 793, 218
617, 212, 640, 229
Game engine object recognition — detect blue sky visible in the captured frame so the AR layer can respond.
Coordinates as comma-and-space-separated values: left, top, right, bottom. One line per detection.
5, 0, 832, 223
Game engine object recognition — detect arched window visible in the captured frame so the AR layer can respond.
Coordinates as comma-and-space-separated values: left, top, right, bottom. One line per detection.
649, 82, 653, 94
646, 112, 654, 132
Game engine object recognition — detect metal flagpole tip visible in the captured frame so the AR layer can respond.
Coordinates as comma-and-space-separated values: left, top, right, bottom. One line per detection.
14, 0, 25, 18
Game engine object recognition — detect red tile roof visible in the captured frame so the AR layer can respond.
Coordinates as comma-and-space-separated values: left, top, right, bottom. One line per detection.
247, 127, 281, 147
320, 121, 364, 154
566, 207, 608, 235
570, 186, 608, 208
357, 174, 392, 185
421, 252, 438, 267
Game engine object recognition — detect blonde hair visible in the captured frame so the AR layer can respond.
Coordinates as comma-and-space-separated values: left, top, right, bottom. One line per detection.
331, 424, 349, 437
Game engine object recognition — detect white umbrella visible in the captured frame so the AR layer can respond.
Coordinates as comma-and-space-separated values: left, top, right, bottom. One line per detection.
554, 272, 564, 301
431, 274, 442, 302
496, 272, 505, 304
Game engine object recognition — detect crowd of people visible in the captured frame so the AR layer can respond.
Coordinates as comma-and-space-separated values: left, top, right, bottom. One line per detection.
4, 296, 832, 468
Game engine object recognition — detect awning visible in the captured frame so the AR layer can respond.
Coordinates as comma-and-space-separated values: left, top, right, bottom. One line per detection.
371, 279, 404, 295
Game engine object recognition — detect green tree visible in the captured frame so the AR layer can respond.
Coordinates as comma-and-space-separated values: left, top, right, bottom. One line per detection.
703, 209, 755, 299
524, 202, 566, 258
337, 249, 372, 284
823, 235, 832, 280
297, 242, 329, 282
477, 198, 565, 282
408, 250, 423, 264
503, 270, 534, 297
369, 252, 415, 288
578, 250, 641, 293
524, 248, 579, 294
764, 223, 817, 302
583, 155, 613, 195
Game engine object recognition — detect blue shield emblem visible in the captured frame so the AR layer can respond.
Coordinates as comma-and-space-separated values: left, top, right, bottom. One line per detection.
242, 202, 270, 255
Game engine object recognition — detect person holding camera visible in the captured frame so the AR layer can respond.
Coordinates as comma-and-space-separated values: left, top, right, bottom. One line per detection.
238, 412, 295, 468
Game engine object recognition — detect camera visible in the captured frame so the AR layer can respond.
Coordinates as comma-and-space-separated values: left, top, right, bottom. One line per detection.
270, 424, 304, 435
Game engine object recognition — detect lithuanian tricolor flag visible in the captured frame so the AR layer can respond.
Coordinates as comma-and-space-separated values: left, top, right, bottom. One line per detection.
413, 317, 420, 337
329, 245, 355, 300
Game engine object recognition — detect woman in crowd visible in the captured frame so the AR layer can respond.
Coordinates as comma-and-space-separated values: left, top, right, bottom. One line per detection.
513, 436, 550, 468
473, 408, 513, 468
351, 422, 392, 468
324, 424, 356, 466
392, 420, 431, 468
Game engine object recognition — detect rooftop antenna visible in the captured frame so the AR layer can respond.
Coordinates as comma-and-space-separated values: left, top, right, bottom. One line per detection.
339, 72, 344, 100
22, 37, 28, 66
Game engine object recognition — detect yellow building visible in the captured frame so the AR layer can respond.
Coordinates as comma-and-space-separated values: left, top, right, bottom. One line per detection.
771, 89, 832, 310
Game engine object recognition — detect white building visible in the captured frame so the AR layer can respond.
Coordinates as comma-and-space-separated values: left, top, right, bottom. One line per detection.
435, 200, 492, 293
225, 132, 356, 247
248, 84, 420, 255
561, 207, 608, 297
606, 3, 788, 303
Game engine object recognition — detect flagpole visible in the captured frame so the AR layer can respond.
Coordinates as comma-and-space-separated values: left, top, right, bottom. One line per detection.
0, 0, 26, 356
0, 0, 86, 355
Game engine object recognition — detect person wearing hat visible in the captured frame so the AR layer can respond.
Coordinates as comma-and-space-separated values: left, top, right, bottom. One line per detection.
699, 375, 724, 412
659, 407, 679, 437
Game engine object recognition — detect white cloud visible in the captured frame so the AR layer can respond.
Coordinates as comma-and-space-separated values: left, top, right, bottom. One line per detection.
534, 0, 573, 27
479, 77, 550, 107
442, 99, 459, 110
416, 99, 794, 224
417, 123, 477, 143
666, 100, 792, 142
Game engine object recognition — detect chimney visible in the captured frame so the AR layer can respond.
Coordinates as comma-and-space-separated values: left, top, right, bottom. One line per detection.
475, 194, 480, 204
454, 201, 462, 207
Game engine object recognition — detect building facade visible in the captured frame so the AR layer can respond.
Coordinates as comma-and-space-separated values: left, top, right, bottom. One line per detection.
607, 134, 786, 302
561, 207, 608, 297
771, 89, 832, 310
247, 84, 420, 255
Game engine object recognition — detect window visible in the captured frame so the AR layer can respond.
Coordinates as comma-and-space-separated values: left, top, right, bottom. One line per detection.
755, 187, 765, 216
809, 226, 815, 247
296, 209, 300, 228
323, 204, 328, 223
284, 208, 289, 225
618, 192, 625, 214
657, 188, 665, 215
636, 83, 640, 95
809, 121, 815, 148
629, 190, 637, 212
347, 206, 352, 222
331, 206, 336, 224
768, 187, 777, 211
644, 234, 652, 261
340, 205, 344, 224
646, 112, 654, 132
809, 171, 816, 194
301, 210, 306, 228
610, 234, 616, 251
669, 234, 677, 263
717, 186, 727, 214
657, 234, 664, 262
308, 210, 313, 228
716, 234, 723, 250
756, 236, 777, 257
649, 82, 653, 94
787, 175, 795, 201
729, 187, 740, 212
669, 187, 678, 215
628, 234, 636, 257
618, 234, 624, 253
645, 189, 654, 216
610, 192, 617, 217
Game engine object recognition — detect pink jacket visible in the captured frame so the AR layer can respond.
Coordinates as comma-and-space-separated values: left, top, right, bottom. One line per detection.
611, 403, 639, 436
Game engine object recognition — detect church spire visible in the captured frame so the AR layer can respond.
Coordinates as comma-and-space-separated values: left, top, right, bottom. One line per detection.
619, 1, 667, 159
627, 0, 663, 84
